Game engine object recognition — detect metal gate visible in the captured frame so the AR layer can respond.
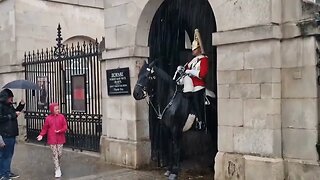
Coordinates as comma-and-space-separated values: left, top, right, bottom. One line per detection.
23, 25, 102, 152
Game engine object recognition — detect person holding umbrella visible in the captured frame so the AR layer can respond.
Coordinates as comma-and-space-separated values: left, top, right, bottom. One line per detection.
0, 89, 25, 180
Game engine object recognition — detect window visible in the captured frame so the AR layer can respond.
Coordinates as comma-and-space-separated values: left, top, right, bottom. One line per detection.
65, 57, 90, 112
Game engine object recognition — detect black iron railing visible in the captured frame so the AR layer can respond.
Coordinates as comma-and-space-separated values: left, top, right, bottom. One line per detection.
23, 24, 102, 152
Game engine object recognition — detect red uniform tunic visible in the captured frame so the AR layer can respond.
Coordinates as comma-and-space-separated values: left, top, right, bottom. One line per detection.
185, 55, 209, 92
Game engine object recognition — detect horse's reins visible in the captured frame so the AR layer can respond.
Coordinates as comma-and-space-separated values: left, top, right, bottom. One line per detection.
138, 83, 178, 120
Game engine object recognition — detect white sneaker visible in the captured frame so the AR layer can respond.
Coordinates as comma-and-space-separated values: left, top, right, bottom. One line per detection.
55, 168, 62, 178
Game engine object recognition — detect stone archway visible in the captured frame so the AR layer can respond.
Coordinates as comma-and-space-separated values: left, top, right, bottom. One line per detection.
63, 35, 95, 46
145, 0, 218, 172
103, 1, 320, 180
102, 0, 218, 169
135, 0, 218, 47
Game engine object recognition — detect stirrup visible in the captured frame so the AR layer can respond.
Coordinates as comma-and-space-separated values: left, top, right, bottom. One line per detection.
195, 119, 206, 131
205, 96, 210, 106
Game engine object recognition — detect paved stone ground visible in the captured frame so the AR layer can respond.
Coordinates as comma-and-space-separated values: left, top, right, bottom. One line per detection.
11, 143, 213, 180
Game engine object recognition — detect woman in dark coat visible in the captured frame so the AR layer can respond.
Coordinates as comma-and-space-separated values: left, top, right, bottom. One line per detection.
0, 89, 25, 180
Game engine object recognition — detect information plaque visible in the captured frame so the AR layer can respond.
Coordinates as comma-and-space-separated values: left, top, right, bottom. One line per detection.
106, 68, 131, 96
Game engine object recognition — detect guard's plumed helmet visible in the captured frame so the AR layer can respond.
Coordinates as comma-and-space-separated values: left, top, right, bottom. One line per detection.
191, 29, 205, 54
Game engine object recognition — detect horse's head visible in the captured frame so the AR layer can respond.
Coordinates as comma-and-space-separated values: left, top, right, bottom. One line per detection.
133, 60, 156, 100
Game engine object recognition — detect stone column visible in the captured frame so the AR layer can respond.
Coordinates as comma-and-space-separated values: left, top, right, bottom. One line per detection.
214, 26, 284, 180
0, 0, 26, 141
281, 0, 320, 179
213, 0, 284, 179
100, 0, 151, 168
214, 0, 320, 179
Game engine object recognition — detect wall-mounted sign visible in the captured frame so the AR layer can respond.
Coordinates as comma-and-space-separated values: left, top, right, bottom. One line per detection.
106, 68, 131, 96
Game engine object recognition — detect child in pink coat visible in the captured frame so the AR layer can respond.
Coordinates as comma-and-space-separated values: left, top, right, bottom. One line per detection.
37, 103, 67, 178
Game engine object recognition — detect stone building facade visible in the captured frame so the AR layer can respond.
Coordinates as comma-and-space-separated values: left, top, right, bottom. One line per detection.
101, 0, 320, 179
0, 0, 104, 139
1, 0, 320, 179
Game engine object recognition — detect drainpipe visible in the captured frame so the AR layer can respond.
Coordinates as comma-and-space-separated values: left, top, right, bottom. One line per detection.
316, 38, 320, 161
315, 11, 320, 161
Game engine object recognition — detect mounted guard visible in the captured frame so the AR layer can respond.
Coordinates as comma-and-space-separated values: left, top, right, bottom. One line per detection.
174, 29, 209, 131
133, 29, 215, 180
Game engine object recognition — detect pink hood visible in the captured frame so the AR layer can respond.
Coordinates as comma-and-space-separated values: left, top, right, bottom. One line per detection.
49, 103, 59, 114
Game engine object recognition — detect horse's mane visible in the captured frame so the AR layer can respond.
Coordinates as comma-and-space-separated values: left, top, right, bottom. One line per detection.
153, 66, 175, 87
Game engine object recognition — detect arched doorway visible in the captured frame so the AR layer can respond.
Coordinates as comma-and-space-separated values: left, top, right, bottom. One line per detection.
63, 35, 95, 46
147, 0, 217, 177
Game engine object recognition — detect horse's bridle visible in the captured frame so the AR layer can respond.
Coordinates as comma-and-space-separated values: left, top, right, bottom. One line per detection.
137, 66, 178, 120
139, 81, 177, 120
136, 83, 148, 99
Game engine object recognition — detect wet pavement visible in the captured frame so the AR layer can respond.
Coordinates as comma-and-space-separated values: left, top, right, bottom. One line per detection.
12, 142, 213, 180
12, 143, 162, 180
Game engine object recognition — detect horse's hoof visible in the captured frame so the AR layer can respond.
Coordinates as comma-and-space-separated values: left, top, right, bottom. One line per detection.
151, 156, 157, 161
168, 173, 177, 180
164, 170, 171, 177
160, 161, 168, 168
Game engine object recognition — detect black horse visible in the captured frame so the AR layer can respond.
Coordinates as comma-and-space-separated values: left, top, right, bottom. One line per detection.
133, 61, 191, 180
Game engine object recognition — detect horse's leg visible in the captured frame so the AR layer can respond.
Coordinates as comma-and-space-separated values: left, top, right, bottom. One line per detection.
206, 97, 218, 170
150, 114, 157, 162
168, 128, 181, 180
160, 123, 170, 168
165, 129, 173, 177
156, 122, 162, 167
207, 97, 217, 143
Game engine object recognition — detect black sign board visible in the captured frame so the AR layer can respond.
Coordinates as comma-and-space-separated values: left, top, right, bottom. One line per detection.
107, 67, 131, 96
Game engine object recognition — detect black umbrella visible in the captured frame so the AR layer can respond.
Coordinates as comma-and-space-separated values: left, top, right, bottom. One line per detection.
3, 80, 41, 90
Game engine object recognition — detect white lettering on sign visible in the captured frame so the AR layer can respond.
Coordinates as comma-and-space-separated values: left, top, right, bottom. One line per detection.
111, 72, 124, 78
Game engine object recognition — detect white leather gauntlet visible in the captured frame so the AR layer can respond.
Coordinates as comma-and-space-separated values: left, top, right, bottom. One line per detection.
185, 69, 200, 77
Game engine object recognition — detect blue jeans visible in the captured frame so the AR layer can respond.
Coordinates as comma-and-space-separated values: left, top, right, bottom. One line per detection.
0, 137, 15, 178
